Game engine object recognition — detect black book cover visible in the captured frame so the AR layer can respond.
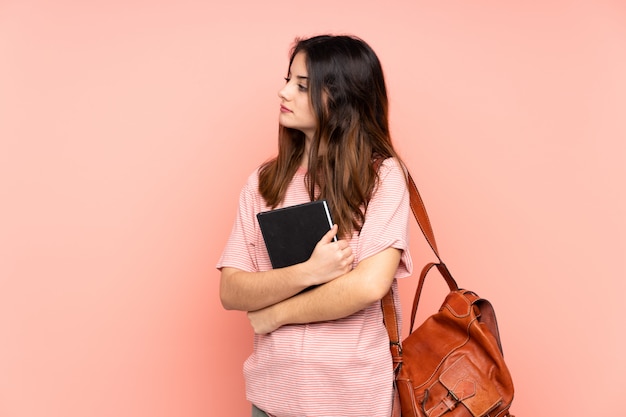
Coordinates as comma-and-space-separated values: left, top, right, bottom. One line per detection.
256, 200, 336, 269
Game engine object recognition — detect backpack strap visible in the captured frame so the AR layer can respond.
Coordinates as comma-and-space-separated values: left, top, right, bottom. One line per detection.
381, 170, 459, 349
382, 170, 505, 353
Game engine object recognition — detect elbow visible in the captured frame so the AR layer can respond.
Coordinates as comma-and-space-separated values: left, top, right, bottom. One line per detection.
220, 294, 241, 311
220, 296, 235, 311
219, 274, 238, 310
219, 285, 239, 311
354, 248, 401, 304
361, 276, 394, 305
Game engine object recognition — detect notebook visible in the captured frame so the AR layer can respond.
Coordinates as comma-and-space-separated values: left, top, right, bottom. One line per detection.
256, 200, 336, 269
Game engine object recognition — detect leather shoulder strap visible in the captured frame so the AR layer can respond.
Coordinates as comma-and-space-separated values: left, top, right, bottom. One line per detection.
381, 170, 459, 340
382, 168, 506, 357
406, 172, 441, 261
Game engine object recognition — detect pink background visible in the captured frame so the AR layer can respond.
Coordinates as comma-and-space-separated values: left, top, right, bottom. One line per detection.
1, 1, 624, 416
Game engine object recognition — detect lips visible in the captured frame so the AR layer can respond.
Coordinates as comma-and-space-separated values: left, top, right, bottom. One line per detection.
280, 104, 292, 113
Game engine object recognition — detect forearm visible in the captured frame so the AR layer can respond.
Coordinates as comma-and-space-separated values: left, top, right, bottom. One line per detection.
248, 248, 400, 333
221, 225, 354, 312
274, 269, 384, 325
220, 265, 312, 311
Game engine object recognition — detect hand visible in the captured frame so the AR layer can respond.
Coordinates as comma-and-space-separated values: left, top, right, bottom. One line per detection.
304, 224, 354, 286
247, 306, 280, 335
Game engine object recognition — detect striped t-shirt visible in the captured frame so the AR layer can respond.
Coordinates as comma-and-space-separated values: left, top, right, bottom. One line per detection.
217, 158, 413, 417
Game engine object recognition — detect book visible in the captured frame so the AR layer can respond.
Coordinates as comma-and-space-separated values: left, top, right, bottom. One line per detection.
256, 200, 336, 269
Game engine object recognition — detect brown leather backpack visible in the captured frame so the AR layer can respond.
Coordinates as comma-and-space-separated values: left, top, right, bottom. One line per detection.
382, 173, 515, 417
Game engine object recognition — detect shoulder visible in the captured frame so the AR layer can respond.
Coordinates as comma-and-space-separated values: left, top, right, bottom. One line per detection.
240, 165, 263, 192
377, 157, 407, 183
233, 166, 263, 208
366, 157, 408, 205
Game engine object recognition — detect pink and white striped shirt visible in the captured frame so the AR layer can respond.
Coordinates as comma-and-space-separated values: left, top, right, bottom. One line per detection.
217, 158, 413, 417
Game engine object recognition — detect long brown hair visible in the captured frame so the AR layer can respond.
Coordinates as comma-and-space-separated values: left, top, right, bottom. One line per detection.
259, 35, 404, 238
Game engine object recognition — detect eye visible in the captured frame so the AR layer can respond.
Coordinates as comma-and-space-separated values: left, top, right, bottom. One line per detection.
284, 77, 308, 92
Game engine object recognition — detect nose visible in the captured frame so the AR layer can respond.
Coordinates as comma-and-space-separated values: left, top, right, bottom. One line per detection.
278, 83, 291, 101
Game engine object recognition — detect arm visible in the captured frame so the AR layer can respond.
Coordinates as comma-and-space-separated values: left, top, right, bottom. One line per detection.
246, 158, 411, 334
247, 247, 400, 334
220, 225, 354, 311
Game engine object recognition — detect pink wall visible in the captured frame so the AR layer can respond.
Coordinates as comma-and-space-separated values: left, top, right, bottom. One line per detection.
1, 1, 624, 416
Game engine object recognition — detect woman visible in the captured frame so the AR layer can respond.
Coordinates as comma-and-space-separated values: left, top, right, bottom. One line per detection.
217, 34, 412, 417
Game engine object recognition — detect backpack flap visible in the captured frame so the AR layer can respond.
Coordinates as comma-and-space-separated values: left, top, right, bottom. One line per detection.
425, 355, 502, 417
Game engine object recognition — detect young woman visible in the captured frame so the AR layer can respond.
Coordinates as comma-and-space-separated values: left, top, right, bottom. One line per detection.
217, 34, 413, 417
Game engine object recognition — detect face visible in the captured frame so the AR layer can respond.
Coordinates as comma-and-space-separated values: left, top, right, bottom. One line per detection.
278, 52, 317, 140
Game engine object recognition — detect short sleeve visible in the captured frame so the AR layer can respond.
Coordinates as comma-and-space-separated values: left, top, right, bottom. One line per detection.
356, 158, 413, 279
216, 172, 260, 273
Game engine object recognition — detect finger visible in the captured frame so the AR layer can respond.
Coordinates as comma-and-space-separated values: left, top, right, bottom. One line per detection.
340, 242, 352, 253
319, 224, 339, 244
